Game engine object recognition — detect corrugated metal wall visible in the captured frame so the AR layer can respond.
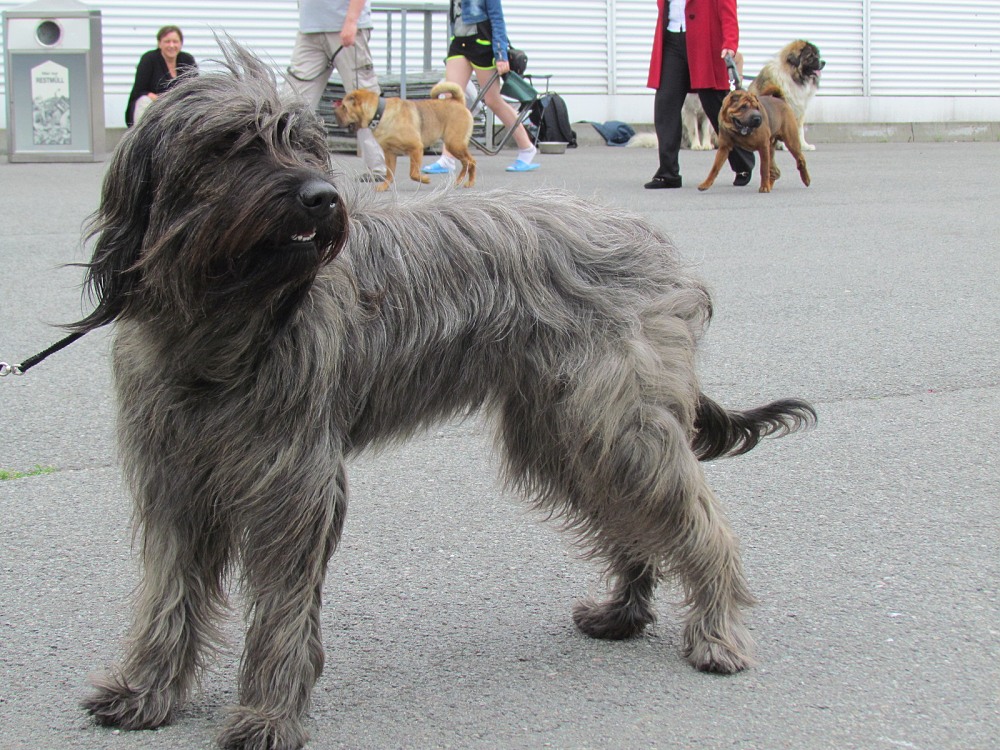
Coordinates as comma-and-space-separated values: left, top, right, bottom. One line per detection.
1, 0, 998, 127
868, 0, 1000, 95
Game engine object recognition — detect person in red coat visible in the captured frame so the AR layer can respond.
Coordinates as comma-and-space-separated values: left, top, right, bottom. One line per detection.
645, 0, 754, 188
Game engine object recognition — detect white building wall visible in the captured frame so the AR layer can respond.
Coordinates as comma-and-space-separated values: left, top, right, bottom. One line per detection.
1, 0, 998, 129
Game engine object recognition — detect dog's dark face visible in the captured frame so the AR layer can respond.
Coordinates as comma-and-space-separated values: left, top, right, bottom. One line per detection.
786, 40, 825, 84
721, 90, 764, 137
76, 43, 349, 332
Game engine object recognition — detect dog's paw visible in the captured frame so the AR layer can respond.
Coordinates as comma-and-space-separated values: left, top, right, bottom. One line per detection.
82, 672, 175, 730
682, 619, 756, 674
572, 596, 654, 640
758, 185, 771, 193
685, 640, 755, 674
697, 183, 711, 192
802, 142, 817, 151
218, 706, 308, 750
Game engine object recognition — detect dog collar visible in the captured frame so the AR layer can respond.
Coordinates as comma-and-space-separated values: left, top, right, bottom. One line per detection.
369, 97, 386, 131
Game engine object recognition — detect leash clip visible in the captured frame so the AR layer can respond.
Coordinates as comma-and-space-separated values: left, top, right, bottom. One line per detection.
724, 54, 742, 91
1, 362, 24, 377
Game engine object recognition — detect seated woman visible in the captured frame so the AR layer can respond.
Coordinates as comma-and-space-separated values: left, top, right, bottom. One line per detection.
125, 25, 197, 127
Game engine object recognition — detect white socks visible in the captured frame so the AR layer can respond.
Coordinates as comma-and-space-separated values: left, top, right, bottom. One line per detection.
517, 145, 537, 165
434, 154, 458, 170
436, 146, 536, 169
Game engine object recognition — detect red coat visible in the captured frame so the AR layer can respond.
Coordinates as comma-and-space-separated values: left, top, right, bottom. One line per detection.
647, 0, 739, 90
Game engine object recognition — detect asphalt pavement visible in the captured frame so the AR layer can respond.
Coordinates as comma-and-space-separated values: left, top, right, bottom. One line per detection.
1, 139, 998, 750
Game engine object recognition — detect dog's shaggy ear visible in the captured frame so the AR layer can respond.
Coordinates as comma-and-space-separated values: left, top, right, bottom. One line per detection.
72, 122, 159, 333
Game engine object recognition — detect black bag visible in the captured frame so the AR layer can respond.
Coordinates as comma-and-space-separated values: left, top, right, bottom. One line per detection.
507, 47, 528, 76
530, 93, 577, 147
476, 19, 527, 75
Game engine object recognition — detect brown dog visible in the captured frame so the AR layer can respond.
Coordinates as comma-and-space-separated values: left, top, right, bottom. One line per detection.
335, 81, 476, 192
697, 87, 810, 193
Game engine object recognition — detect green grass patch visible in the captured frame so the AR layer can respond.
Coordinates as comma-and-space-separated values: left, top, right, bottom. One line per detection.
0, 465, 58, 480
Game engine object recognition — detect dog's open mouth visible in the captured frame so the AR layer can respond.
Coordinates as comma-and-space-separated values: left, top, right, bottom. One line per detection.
291, 228, 317, 245
732, 119, 756, 136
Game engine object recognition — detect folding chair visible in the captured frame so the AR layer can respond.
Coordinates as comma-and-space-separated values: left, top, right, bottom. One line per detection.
468, 70, 539, 156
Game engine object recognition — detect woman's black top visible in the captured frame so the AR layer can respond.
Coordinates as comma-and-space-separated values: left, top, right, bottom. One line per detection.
125, 49, 197, 126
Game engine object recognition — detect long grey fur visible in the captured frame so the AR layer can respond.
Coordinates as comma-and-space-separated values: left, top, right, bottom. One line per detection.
77, 42, 816, 750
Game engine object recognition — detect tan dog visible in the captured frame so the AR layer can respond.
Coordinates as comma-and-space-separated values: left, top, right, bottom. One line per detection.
749, 40, 825, 151
697, 87, 810, 193
336, 82, 476, 191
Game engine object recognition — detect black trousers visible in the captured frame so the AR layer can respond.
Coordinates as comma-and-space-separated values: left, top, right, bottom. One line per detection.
653, 30, 754, 180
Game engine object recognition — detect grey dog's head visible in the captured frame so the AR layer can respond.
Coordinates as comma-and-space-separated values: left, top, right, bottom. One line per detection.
74, 41, 348, 333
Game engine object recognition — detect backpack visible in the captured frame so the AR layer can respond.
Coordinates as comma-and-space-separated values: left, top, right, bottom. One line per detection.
529, 94, 577, 147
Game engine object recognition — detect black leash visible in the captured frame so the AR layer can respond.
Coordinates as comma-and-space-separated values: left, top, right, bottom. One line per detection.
286, 45, 345, 83
1, 330, 87, 377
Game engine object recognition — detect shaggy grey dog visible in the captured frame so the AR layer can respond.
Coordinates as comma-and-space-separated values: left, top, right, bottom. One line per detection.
77, 44, 815, 750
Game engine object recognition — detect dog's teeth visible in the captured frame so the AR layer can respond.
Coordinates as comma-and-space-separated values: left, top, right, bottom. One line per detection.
291, 230, 317, 243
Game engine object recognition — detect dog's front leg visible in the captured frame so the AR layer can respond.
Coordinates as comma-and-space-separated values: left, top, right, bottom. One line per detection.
408, 147, 431, 184
218, 461, 348, 750
768, 143, 782, 182
83, 494, 232, 730
758, 146, 772, 192
377, 152, 397, 192
697, 146, 731, 191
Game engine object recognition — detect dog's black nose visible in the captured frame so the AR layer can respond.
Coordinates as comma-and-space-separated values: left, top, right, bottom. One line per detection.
298, 179, 338, 215
749, 114, 762, 128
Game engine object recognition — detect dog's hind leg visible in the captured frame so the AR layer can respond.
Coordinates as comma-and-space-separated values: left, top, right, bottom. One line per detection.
218, 461, 348, 750
501, 338, 755, 672
576, 436, 756, 673
573, 554, 658, 640
778, 127, 810, 187
584, 442, 755, 673
83, 506, 232, 729
671, 474, 756, 673
786, 140, 811, 187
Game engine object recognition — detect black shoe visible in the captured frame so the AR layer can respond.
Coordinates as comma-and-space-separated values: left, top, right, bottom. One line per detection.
733, 171, 752, 187
644, 175, 682, 189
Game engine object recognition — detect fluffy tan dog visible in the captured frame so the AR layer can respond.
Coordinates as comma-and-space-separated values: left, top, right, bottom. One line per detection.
748, 40, 825, 150
698, 87, 810, 194
335, 82, 476, 191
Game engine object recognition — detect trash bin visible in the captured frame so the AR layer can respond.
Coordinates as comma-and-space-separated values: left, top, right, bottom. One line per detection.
3, 0, 104, 162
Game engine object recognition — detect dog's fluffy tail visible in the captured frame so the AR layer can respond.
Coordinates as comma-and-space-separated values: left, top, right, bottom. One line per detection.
692, 393, 816, 461
759, 83, 785, 99
430, 81, 465, 101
